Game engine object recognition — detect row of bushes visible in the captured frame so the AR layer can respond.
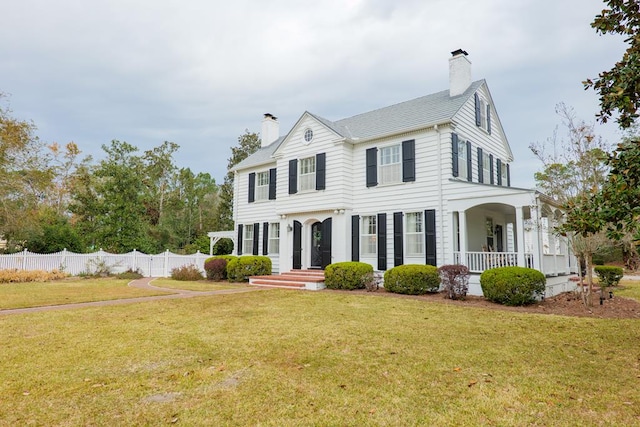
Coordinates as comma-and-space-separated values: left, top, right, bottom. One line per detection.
202, 255, 271, 282
324, 262, 549, 306
0, 269, 68, 283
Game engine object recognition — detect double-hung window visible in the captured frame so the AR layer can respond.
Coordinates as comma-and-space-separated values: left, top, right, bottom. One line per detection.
268, 223, 280, 254
299, 156, 316, 191
501, 164, 508, 186
255, 171, 269, 201
361, 215, 377, 256
406, 212, 424, 256
483, 152, 491, 183
379, 145, 401, 184
458, 140, 468, 180
243, 224, 254, 254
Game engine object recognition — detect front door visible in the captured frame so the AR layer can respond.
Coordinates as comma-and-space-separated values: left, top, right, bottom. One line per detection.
310, 222, 323, 268
310, 218, 332, 269
495, 225, 504, 252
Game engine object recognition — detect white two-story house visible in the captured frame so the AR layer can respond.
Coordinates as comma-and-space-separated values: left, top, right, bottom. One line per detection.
230, 50, 576, 296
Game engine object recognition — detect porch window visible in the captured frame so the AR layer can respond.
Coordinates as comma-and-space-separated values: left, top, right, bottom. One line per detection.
299, 156, 316, 191
243, 224, 254, 254
406, 212, 424, 256
485, 218, 494, 251
458, 140, 468, 180
361, 215, 377, 256
255, 171, 269, 201
379, 145, 401, 184
269, 223, 280, 254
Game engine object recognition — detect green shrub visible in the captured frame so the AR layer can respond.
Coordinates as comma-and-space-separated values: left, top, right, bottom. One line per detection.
438, 264, 470, 300
116, 269, 144, 280
170, 264, 204, 281
325, 262, 374, 290
480, 266, 546, 306
594, 265, 624, 288
204, 255, 237, 280
383, 264, 440, 295
227, 256, 271, 282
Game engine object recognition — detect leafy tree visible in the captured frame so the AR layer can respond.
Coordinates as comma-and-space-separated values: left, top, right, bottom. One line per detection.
23, 209, 85, 253
217, 130, 260, 230
584, 0, 640, 128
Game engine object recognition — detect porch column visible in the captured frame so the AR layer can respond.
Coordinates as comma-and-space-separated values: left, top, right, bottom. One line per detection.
530, 205, 542, 271
459, 210, 468, 267
550, 218, 558, 276
515, 206, 526, 267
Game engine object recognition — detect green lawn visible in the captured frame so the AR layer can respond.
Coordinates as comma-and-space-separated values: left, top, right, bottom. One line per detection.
1, 289, 639, 426
152, 278, 243, 292
0, 277, 172, 310
617, 279, 640, 301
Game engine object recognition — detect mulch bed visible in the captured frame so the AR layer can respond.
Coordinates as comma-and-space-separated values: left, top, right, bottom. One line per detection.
326, 287, 640, 319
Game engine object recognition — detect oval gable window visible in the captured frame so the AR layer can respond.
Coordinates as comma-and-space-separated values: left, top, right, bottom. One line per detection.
304, 128, 314, 143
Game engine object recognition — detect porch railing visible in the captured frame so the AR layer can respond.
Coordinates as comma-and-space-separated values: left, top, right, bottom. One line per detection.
453, 251, 534, 273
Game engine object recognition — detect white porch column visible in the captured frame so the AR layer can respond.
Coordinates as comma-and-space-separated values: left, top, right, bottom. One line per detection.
530, 205, 542, 271
515, 206, 526, 267
459, 210, 468, 267
550, 218, 558, 276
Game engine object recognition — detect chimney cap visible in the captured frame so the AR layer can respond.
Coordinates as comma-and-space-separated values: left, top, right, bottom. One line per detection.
451, 49, 468, 57
263, 113, 278, 121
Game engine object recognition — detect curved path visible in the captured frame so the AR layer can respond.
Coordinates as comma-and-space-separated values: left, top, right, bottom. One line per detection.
0, 277, 259, 316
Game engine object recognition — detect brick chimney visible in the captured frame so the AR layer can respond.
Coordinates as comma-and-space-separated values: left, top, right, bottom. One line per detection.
449, 49, 472, 97
261, 113, 279, 147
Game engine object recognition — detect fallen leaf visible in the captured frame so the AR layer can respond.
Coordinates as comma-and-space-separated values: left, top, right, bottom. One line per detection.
91, 383, 104, 388
453, 367, 461, 372
22, 391, 30, 396
468, 380, 477, 387
369, 408, 376, 414
171, 417, 179, 423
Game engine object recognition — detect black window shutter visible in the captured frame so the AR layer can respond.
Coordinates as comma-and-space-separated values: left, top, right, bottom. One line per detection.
393, 212, 403, 267
506, 163, 511, 186
402, 140, 415, 182
248, 172, 255, 203
351, 215, 360, 262
366, 147, 378, 187
477, 147, 484, 183
321, 218, 332, 269
496, 159, 502, 185
252, 223, 259, 255
425, 209, 436, 266
268, 168, 276, 200
486, 104, 492, 134
451, 133, 459, 177
377, 213, 387, 271
262, 222, 269, 255
288, 159, 298, 194
475, 93, 481, 127
316, 152, 326, 190
466, 142, 473, 182
237, 224, 243, 255
489, 154, 494, 185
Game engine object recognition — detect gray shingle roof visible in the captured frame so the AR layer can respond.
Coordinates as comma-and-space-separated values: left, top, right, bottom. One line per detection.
233, 80, 484, 171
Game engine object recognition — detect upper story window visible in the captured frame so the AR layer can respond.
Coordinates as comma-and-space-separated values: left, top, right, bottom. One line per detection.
379, 145, 401, 185
299, 156, 316, 191
361, 215, 377, 256
255, 171, 269, 201
458, 140, 469, 180
475, 93, 491, 134
501, 163, 508, 186
406, 212, 424, 256
482, 152, 491, 183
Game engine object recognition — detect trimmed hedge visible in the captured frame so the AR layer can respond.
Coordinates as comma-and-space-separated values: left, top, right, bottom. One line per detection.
227, 256, 271, 282
480, 266, 546, 306
204, 255, 237, 280
325, 262, 373, 290
384, 264, 440, 295
594, 265, 624, 288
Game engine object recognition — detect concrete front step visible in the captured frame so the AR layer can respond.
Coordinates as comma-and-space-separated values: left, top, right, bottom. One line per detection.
249, 270, 326, 291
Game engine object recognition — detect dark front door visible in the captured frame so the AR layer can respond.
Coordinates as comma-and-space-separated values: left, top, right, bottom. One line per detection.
311, 222, 323, 268
495, 225, 504, 252
293, 220, 302, 269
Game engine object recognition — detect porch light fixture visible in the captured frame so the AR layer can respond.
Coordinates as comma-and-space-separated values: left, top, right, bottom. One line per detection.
287, 224, 293, 232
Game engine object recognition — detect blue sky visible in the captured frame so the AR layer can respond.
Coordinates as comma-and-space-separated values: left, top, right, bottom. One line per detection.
0, 0, 625, 188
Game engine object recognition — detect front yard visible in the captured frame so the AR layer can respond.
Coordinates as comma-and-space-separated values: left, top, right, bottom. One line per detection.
0, 282, 639, 426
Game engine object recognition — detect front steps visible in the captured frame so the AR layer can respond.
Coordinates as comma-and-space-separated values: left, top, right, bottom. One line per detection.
249, 269, 326, 291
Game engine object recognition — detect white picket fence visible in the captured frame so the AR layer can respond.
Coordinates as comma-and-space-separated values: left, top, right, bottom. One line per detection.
0, 249, 211, 277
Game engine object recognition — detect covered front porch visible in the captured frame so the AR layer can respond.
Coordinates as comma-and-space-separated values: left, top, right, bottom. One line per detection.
448, 190, 577, 277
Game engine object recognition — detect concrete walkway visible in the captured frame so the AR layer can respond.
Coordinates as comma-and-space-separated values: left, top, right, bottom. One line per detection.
0, 277, 259, 316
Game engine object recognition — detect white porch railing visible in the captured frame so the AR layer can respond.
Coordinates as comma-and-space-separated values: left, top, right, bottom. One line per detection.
0, 249, 211, 277
453, 251, 534, 273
